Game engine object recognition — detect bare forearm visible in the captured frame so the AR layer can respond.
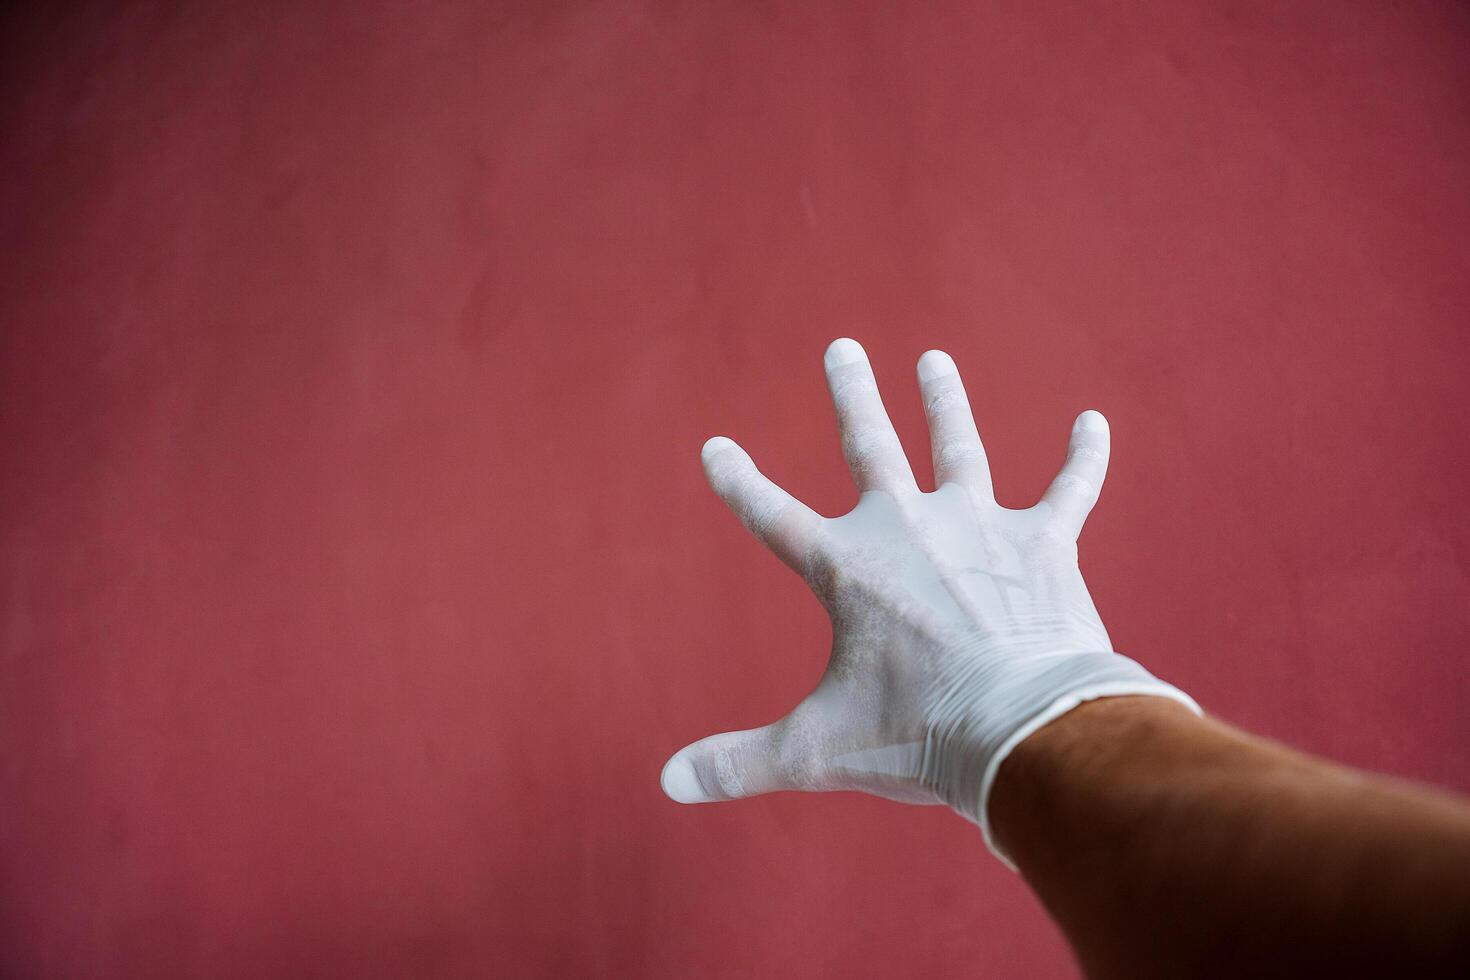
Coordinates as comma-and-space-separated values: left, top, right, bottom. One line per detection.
665, 341, 1470, 972
990, 697, 1470, 979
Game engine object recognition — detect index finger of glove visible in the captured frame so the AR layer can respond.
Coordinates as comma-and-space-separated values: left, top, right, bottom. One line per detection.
702, 436, 823, 575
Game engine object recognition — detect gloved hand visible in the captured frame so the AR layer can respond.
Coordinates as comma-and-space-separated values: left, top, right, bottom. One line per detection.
660, 338, 1199, 866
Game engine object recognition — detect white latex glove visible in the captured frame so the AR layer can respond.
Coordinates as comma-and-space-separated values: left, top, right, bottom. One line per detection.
661, 339, 1199, 866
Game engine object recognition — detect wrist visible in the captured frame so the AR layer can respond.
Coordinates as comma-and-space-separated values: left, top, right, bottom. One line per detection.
987, 694, 1206, 869
920, 647, 1199, 869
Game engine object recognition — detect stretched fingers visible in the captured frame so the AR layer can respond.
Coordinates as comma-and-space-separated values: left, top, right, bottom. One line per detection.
916, 349, 993, 497
1040, 410, 1111, 539
824, 338, 916, 494
702, 436, 823, 575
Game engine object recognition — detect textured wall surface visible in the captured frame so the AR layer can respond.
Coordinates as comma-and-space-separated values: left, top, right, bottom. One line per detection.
2, 2, 1468, 976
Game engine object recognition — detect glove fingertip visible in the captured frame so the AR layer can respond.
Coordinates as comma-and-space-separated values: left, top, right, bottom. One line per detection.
701, 436, 740, 465
660, 753, 710, 804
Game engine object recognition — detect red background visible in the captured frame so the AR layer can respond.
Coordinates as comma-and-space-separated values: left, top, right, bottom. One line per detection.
3, 2, 1468, 977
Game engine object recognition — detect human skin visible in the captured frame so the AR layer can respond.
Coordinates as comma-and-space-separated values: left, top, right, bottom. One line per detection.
989, 696, 1470, 978
664, 338, 1470, 975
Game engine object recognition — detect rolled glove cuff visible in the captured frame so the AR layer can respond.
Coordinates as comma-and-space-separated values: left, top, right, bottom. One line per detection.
920, 649, 1201, 871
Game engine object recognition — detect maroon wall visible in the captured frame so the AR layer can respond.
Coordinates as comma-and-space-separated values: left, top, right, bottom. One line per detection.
2, 2, 1468, 976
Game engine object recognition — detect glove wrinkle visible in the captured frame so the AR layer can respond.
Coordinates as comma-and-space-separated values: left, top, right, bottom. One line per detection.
664, 342, 1197, 869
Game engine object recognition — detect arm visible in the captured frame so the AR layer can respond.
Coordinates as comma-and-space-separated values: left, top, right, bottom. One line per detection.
662, 337, 1470, 975
990, 696, 1470, 979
